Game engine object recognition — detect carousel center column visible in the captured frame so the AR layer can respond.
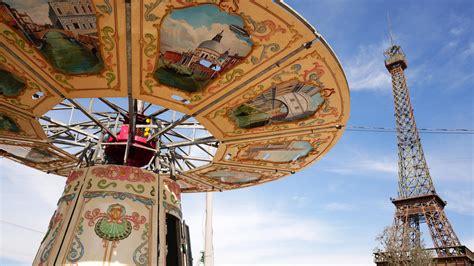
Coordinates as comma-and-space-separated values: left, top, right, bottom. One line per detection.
34, 165, 160, 265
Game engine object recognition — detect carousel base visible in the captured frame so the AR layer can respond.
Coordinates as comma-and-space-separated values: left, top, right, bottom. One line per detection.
33, 165, 192, 266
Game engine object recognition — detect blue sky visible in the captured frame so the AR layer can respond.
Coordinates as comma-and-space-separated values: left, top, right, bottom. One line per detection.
1, 0, 473, 265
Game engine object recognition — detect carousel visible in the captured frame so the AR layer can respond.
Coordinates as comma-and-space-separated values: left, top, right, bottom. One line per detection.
0, 0, 349, 265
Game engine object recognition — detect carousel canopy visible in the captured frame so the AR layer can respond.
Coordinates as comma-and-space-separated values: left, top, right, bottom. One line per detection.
0, 0, 349, 192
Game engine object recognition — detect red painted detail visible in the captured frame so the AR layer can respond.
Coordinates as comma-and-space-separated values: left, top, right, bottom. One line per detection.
163, 51, 182, 64
92, 165, 156, 183
66, 170, 84, 185
104, 123, 156, 167
164, 179, 182, 201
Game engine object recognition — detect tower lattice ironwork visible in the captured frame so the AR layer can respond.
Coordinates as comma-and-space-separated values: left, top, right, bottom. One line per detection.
375, 44, 473, 265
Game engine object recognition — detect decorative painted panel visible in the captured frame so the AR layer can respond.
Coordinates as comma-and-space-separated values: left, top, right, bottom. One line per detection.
162, 177, 182, 218
0, 49, 62, 116
133, 0, 316, 115
0, 106, 47, 141
0, 140, 76, 173
54, 165, 159, 265
0, 0, 128, 98
213, 130, 340, 172
198, 42, 349, 141
34, 169, 87, 265
183, 163, 288, 192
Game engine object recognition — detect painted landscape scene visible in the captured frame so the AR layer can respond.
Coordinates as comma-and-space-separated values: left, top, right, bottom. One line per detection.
0, 69, 25, 97
240, 140, 313, 163
231, 81, 325, 129
0, 0, 103, 74
0, 144, 60, 163
156, 4, 253, 93
205, 170, 260, 184
0, 113, 19, 132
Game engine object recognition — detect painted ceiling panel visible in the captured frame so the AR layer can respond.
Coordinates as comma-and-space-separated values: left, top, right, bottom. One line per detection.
213, 129, 341, 172
0, 0, 128, 98
0, 106, 47, 142
0, 48, 62, 116
198, 42, 349, 141
0, 139, 77, 174
132, 0, 317, 115
179, 162, 288, 192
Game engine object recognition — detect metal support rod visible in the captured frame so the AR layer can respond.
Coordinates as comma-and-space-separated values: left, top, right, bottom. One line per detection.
161, 135, 190, 157
142, 102, 153, 113
148, 114, 191, 140
98, 98, 129, 117
171, 151, 197, 169
40, 116, 99, 140
148, 107, 169, 117
50, 139, 87, 147
177, 155, 212, 163
92, 118, 110, 163
153, 140, 161, 173
161, 136, 217, 148
67, 99, 117, 139
167, 128, 217, 148
169, 150, 177, 180
204, 192, 214, 266
123, 0, 134, 165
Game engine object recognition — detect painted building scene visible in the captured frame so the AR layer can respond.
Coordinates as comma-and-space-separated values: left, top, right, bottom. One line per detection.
0, 0, 103, 74
231, 81, 325, 129
238, 140, 314, 163
0, 69, 25, 97
155, 4, 253, 93
0, 145, 60, 163
205, 170, 260, 184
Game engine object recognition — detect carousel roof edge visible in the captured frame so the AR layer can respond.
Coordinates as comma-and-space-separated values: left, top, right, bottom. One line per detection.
276, 0, 317, 34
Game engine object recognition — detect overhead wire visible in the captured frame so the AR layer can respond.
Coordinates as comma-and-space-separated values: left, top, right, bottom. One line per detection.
346, 126, 474, 134
0, 220, 45, 234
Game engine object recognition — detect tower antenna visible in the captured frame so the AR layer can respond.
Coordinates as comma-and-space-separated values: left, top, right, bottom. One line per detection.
387, 13, 394, 46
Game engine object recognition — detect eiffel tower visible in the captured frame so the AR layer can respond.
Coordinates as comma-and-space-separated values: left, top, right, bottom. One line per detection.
375, 43, 474, 265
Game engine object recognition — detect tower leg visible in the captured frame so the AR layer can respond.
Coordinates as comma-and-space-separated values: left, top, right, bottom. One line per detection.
423, 200, 461, 257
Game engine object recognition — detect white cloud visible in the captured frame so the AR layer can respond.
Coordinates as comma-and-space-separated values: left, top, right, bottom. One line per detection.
291, 195, 310, 207
323, 156, 397, 176
461, 42, 474, 58
344, 41, 392, 92
449, 26, 465, 36
212, 248, 373, 265
0, 159, 64, 263
4, 0, 51, 25
323, 202, 354, 211
181, 193, 359, 265
442, 190, 474, 216
464, 238, 474, 250
19, 4, 50, 25
427, 155, 473, 183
